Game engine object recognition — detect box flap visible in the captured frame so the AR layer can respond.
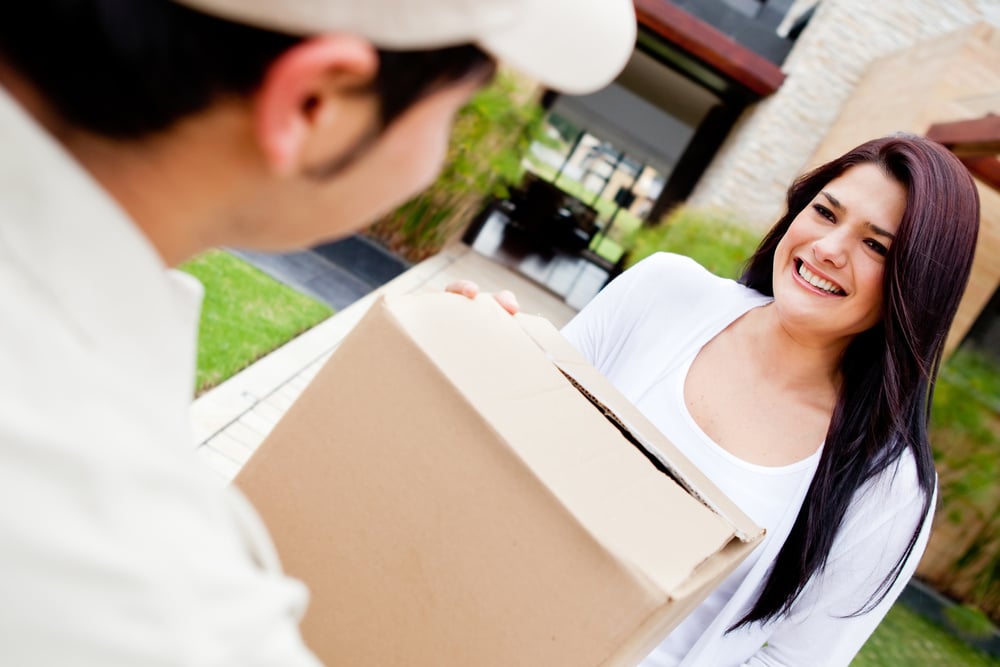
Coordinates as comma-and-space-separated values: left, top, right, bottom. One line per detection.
514, 313, 765, 544
382, 294, 762, 596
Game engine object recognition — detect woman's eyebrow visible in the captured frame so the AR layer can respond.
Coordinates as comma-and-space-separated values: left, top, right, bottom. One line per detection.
820, 190, 844, 210
821, 190, 896, 239
867, 223, 896, 240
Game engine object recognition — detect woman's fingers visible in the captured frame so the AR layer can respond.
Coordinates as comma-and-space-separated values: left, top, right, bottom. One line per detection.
445, 280, 480, 299
444, 280, 520, 315
494, 290, 520, 315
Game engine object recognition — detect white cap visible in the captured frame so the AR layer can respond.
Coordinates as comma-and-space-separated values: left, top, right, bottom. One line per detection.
172, 0, 636, 95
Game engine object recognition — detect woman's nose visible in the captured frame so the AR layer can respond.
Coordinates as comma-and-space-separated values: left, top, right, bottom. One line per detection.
812, 230, 848, 268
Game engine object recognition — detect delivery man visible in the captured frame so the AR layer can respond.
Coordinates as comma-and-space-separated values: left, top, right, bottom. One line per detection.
0, 0, 635, 663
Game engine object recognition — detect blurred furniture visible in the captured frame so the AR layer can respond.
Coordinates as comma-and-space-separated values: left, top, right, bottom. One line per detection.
500, 172, 600, 253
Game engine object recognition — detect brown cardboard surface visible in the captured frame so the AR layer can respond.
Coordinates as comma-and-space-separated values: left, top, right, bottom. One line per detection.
236, 293, 763, 666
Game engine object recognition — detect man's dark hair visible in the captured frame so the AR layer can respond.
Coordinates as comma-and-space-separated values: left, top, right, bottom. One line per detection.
0, 0, 493, 139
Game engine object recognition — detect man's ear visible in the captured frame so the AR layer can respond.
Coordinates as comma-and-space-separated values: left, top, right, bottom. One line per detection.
254, 34, 380, 175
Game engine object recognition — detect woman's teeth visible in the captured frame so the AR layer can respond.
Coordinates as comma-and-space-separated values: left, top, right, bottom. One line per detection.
797, 263, 845, 295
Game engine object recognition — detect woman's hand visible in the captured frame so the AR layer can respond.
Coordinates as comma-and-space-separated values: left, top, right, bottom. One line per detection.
445, 280, 520, 315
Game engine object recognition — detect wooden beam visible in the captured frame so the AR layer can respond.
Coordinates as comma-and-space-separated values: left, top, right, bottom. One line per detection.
927, 114, 1000, 155
634, 0, 786, 97
927, 115, 1000, 191
961, 156, 1000, 192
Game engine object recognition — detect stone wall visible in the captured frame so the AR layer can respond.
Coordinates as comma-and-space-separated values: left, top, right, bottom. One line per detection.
686, 0, 997, 229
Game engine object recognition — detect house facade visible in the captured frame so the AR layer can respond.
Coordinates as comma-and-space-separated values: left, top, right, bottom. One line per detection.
522, 0, 999, 350
689, 0, 999, 228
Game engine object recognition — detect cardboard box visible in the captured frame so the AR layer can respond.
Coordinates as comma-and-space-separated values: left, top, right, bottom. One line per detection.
236, 293, 764, 666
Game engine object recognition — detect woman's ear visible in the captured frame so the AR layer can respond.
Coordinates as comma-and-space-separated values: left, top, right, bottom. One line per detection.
253, 34, 380, 175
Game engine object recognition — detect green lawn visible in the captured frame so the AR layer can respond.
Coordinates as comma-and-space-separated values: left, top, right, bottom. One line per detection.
853, 603, 1000, 666
179, 250, 333, 394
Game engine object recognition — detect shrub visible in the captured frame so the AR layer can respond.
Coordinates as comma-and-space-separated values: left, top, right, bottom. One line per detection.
626, 205, 762, 279
928, 346, 1000, 622
367, 71, 547, 262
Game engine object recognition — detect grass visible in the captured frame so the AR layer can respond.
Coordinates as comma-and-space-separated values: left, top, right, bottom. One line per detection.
626, 205, 762, 279
179, 250, 333, 394
853, 603, 1000, 666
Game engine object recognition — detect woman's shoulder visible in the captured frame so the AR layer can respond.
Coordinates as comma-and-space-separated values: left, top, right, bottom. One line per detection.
628, 251, 717, 282
566, 252, 772, 357
623, 252, 768, 308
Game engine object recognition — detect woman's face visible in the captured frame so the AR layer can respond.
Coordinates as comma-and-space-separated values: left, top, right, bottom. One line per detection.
771, 163, 907, 346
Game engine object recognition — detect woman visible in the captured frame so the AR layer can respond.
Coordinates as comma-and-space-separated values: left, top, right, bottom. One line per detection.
453, 134, 980, 665
563, 134, 980, 665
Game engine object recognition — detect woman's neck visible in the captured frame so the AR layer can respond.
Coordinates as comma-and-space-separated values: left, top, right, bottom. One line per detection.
735, 303, 846, 399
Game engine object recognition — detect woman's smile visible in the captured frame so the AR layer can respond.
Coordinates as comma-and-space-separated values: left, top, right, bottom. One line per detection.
793, 258, 846, 296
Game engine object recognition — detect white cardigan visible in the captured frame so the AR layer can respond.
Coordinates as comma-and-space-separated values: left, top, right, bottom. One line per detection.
561, 253, 934, 667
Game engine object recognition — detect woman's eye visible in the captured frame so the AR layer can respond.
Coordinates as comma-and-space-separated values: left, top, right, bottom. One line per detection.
865, 239, 888, 256
813, 204, 835, 222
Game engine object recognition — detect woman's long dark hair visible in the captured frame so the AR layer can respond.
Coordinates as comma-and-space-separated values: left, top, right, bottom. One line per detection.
735, 135, 981, 627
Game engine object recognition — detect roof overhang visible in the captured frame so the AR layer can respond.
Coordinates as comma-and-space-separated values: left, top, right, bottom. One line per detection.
633, 0, 786, 100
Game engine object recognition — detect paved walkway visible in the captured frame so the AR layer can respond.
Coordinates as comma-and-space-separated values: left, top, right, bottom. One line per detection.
190, 243, 578, 482
233, 235, 412, 311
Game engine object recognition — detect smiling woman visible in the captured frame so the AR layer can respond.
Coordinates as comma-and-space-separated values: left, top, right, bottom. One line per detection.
559, 134, 981, 666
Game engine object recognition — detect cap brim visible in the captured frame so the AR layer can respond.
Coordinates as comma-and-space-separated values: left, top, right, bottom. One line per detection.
175, 0, 634, 95
478, 0, 636, 95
